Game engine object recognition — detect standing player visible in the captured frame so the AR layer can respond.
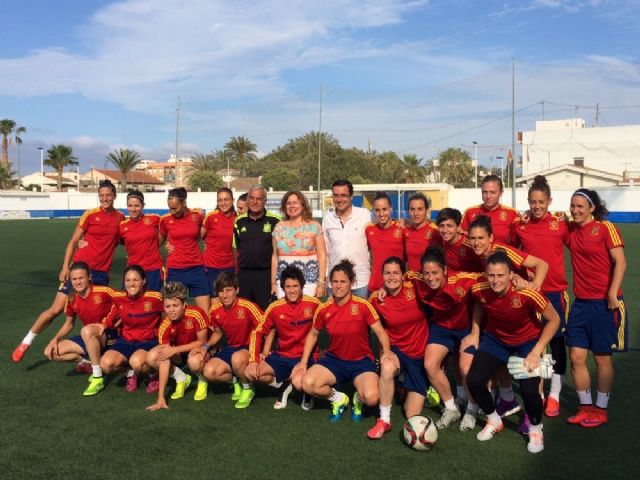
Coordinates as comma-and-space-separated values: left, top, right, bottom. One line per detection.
297, 260, 395, 423
42, 262, 116, 373
462, 175, 520, 245
564, 189, 627, 428
464, 250, 560, 453
367, 257, 428, 439
13, 179, 124, 362
159, 187, 210, 313
366, 192, 404, 293
189, 272, 264, 408
403, 193, 441, 272
513, 176, 570, 417
436, 208, 483, 273
146, 281, 209, 411
245, 266, 321, 409
202, 187, 237, 296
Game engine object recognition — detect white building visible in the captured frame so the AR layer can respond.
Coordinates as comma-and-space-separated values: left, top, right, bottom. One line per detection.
520, 119, 640, 183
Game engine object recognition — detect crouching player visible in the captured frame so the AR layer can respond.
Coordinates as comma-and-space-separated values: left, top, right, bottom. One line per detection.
189, 272, 263, 408
146, 281, 208, 411
43, 261, 116, 373
463, 250, 560, 453
245, 266, 321, 409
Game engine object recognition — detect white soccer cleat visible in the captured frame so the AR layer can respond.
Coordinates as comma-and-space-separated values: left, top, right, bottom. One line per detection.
527, 430, 544, 454
435, 408, 461, 430
476, 419, 504, 441
459, 413, 477, 431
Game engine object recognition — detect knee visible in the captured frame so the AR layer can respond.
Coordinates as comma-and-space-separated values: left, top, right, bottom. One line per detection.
100, 357, 113, 373
129, 354, 144, 371
360, 387, 379, 406
203, 362, 218, 381
301, 373, 316, 394
466, 369, 484, 392
424, 358, 441, 376
570, 350, 587, 367
188, 354, 203, 373
380, 360, 397, 380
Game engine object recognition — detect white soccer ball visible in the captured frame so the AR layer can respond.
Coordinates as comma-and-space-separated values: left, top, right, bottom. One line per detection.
402, 415, 438, 451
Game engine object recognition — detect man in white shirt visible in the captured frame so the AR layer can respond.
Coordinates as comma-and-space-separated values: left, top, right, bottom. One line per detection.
322, 179, 371, 298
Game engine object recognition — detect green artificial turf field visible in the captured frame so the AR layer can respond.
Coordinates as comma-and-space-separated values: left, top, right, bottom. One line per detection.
1, 219, 638, 480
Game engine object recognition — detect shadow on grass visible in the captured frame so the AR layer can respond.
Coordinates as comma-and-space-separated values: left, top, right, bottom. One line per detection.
25, 359, 49, 371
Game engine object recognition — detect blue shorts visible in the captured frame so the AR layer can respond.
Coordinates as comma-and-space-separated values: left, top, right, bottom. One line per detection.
68, 328, 119, 355
478, 333, 537, 364
566, 298, 629, 354
167, 266, 210, 298
58, 270, 110, 295
206, 267, 235, 296
265, 352, 314, 383
428, 324, 476, 354
214, 345, 248, 368
545, 291, 569, 337
110, 338, 159, 359
392, 346, 428, 395
317, 351, 377, 385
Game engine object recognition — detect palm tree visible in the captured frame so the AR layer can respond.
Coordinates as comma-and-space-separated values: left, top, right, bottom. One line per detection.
15, 126, 26, 188
105, 148, 142, 192
44, 144, 79, 191
0, 163, 17, 189
191, 152, 216, 172
0, 119, 17, 167
224, 136, 257, 176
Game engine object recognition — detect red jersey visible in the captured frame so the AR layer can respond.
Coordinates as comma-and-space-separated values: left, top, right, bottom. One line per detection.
159, 209, 204, 269
313, 296, 380, 361
203, 209, 236, 269
478, 242, 530, 279
403, 222, 442, 272
64, 285, 115, 326
209, 298, 263, 348
513, 213, 569, 293
369, 282, 428, 358
73, 207, 125, 272
366, 221, 405, 291
462, 204, 520, 245
119, 214, 163, 271
105, 290, 164, 342
566, 220, 624, 299
409, 271, 479, 330
472, 280, 548, 345
249, 295, 321, 362
444, 235, 483, 273
158, 305, 208, 346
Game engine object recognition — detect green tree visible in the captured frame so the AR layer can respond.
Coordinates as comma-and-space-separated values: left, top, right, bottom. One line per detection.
188, 170, 224, 192
105, 148, 142, 192
435, 148, 475, 187
44, 144, 79, 191
0, 118, 16, 167
191, 152, 217, 172
15, 126, 26, 186
399, 153, 427, 183
224, 136, 257, 176
0, 163, 17, 189
262, 167, 300, 191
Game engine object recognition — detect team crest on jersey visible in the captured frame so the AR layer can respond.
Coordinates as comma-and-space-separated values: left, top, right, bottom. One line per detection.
143, 301, 152, 312
393, 229, 402, 239
185, 319, 193, 329
458, 247, 467, 257
263, 223, 272, 233
550, 220, 559, 231
425, 230, 432, 239
499, 211, 507, 221
511, 298, 522, 308
191, 213, 198, 222
123, 226, 128, 232
279, 314, 285, 320
350, 305, 359, 316
590, 226, 600, 236
404, 289, 415, 301
95, 216, 101, 222
144, 217, 152, 225
169, 219, 174, 225
455, 286, 465, 298
304, 307, 312, 318
93, 295, 102, 304
237, 309, 246, 319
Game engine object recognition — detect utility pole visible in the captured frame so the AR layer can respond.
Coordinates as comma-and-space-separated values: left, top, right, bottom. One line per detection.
511, 57, 516, 207
595, 103, 600, 126
317, 85, 323, 211
175, 96, 181, 162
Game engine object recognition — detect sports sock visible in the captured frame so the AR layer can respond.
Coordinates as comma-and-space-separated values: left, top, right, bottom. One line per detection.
529, 423, 543, 433
444, 398, 457, 411
232, 375, 238, 384
328, 389, 345, 403
379, 404, 392, 423
77, 358, 90, 365
466, 401, 479, 416
577, 389, 592, 405
22, 331, 37, 345
456, 386, 467, 401
499, 387, 515, 402
126, 369, 135, 378
268, 379, 282, 388
172, 368, 187, 383
242, 382, 252, 390
595, 391, 610, 409
487, 411, 502, 425
549, 374, 563, 401
92, 364, 103, 378
197, 374, 206, 383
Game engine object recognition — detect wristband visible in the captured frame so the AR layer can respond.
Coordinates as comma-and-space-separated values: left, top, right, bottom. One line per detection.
203, 343, 210, 351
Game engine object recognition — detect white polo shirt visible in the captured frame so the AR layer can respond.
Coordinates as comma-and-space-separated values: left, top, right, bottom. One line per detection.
322, 206, 372, 290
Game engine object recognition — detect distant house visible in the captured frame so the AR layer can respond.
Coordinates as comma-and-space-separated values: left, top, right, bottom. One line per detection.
516, 164, 623, 189
83, 168, 166, 191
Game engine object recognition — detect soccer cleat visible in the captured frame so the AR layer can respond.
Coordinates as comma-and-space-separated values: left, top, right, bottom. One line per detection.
545, 396, 560, 418
495, 397, 521, 418
527, 430, 544, 454
273, 381, 293, 410
367, 419, 392, 440
426, 386, 441, 407
231, 380, 243, 401
476, 419, 504, 441
566, 405, 594, 425
75, 361, 93, 375
145, 378, 159, 394
12, 343, 30, 363
125, 375, 138, 393
459, 413, 477, 431
351, 393, 363, 422
329, 393, 350, 422
517, 413, 531, 435
170, 375, 192, 400
83, 376, 105, 396
435, 408, 461, 430
194, 381, 208, 401
235, 387, 255, 409
301, 393, 314, 411
580, 407, 608, 428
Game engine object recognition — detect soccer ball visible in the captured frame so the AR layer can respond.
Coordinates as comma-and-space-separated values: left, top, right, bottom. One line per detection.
402, 415, 438, 451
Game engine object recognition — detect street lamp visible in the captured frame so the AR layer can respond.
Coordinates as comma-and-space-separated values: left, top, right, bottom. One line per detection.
496, 156, 504, 185
38, 147, 44, 192
472, 141, 478, 188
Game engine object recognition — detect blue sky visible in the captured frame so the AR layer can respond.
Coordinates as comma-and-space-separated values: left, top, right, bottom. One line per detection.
2, 0, 639, 174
